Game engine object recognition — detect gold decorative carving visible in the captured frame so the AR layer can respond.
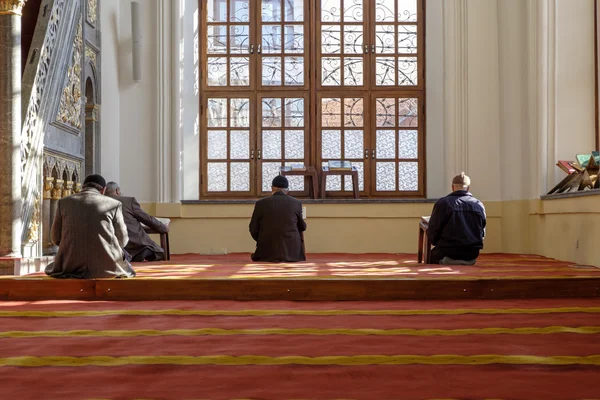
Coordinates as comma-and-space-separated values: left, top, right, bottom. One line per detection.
85, 45, 97, 66
43, 177, 54, 199
63, 181, 74, 197
86, 0, 97, 25
43, 153, 83, 184
0, 0, 26, 15
56, 18, 83, 129
51, 180, 64, 200
74, 183, 82, 193
27, 196, 40, 242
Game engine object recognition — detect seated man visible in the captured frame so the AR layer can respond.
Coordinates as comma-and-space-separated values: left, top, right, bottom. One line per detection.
427, 172, 486, 265
45, 174, 136, 279
105, 182, 169, 262
249, 176, 307, 262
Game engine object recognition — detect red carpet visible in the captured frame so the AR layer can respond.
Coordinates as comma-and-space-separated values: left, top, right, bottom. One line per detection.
1, 298, 599, 399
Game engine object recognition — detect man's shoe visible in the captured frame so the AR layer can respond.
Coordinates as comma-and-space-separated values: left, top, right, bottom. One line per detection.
440, 257, 476, 266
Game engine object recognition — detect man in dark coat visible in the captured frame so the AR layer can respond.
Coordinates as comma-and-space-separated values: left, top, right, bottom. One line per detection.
105, 182, 169, 262
427, 172, 486, 265
45, 174, 136, 279
249, 176, 307, 262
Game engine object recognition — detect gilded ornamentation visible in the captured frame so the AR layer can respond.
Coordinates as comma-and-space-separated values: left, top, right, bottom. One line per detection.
0, 0, 26, 15
21, 0, 66, 246
85, 45, 97, 66
56, 17, 83, 129
43, 177, 54, 199
51, 180, 64, 200
74, 183, 82, 193
86, 0, 97, 25
27, 196, 40, 243
63, 181, 74, 197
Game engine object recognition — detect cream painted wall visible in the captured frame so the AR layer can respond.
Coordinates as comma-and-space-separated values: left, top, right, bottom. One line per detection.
99, 0, 121, 182
554, 0, 596, 187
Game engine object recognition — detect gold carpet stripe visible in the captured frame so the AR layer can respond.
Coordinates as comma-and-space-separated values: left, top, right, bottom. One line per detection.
1, 307, 600, 318
2, 355, 600, 367
2, 326, 600, 338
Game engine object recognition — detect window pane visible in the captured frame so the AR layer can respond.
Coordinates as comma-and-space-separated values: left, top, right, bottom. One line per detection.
322, 57, 342, 86
285, 130, 304, 159
375, 25, 395, 54
262, 130, 282, 159
376, 162, 396, 191
398, 130, 418, 159
231, 130, 249, 159
375, 0, 395, 22
262, 0, 281, 22
207, 57, 227, 86
322, 25, 341, 54
344, 161, 363, 191
284, 25, 304, 53
284, 0, 304, 22
398, 0, 418, 22
398, 25, 417, 54
262, 162, 282, 191
285, 98, 304, 127
207, 162, 228, 192
207, 25, 227, 54
399, 161, 418, 191
263, 57, 282, 85
322, 98, 341, 127
344, 130, 363, 159
343, 0, 363, 22
322, 0, 341, 22
285, 162, 305, 191
230, 162, 250, 191
231, 98, 250, 127
376, 98, 396, 127
230, 25, 249, 53
323, 162, 342, 190
208, 130, 227, 159
398, 57, 418, 85
344, 58, 363, 86
376, 57, 395, 86
262, 26, 282, 53
230, 57, 250, 86
376, 130, 396, 159
344, 98, 363, 127
262, 98, 282, 127
231, 0, 250, 22
344, 26, 363, 54
207, 98, 227, 127
398, 98, 418, 127
284, 57, 304, 85
322, 130, 342, 158
207, 0, 227, 22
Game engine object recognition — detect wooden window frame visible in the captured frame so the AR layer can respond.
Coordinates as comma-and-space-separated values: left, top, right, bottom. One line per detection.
199, 0, 426, 199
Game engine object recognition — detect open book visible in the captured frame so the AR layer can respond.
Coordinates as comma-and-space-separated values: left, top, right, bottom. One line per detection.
421, 216, 430, 224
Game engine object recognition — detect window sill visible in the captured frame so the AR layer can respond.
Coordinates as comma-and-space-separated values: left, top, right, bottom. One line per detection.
541, 189, 600, 201
182, 198, 438, 205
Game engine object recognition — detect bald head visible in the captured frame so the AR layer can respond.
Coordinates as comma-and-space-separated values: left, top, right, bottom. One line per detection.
452, 172, 471, 192
105, 181, 121, 195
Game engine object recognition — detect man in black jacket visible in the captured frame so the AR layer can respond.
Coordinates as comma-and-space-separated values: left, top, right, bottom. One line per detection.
427, 172, 486, 265
249, 176, 307, 262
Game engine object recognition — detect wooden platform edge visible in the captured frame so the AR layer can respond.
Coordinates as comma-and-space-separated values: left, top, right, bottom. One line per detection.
0, 277, 599, 301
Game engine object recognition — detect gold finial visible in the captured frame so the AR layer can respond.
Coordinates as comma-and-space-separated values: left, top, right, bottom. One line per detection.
0, 1, 27, 16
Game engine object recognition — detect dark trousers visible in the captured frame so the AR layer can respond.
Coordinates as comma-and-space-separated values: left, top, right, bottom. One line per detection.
131, 248, 164, 262
430, 247, 480, 264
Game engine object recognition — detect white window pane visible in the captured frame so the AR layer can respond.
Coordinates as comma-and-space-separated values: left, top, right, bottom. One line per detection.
376, 130, 396, 159
263, 130, 282, 159
230, 130, 249, 159
322, 130, 342, 159
207, 130, 227, 159
399, 162, 418, 191
207, 162, 227, 192
207, 98, 227, 127
285, 130, 304, 159
344, 130, 363, 159
230, 162, 250, 191
285, 98, 304, 127
285, 162, 305, 191
398, 130, 418, 159
262, 98, 282, 127
322, 162, 342, 191
398, 57, 418, 85
262, 162, 282, 192
376, 162, 396, 191
398, 0, 418, 22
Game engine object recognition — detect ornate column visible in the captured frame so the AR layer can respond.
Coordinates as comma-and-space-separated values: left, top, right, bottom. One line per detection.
0, 0, 25, 258
47, 179, 63, 255
42, 176, 54, 254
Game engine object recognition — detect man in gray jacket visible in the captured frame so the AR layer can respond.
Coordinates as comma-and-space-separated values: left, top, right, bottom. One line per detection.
105, 182, 169, 262
45, 174, 136, 279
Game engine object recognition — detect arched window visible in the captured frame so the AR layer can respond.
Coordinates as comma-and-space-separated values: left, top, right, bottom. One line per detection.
200, 0, 425, 198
